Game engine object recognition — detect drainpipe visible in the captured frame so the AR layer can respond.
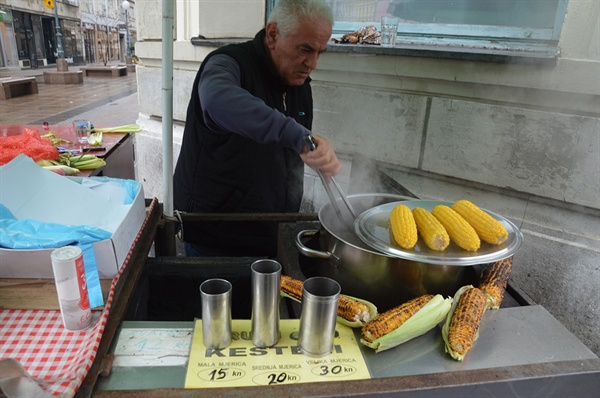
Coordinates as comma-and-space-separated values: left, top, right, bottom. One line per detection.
162, 0, 174, 218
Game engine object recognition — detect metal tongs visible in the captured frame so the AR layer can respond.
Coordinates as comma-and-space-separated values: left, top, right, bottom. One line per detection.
305, 135, 357, 224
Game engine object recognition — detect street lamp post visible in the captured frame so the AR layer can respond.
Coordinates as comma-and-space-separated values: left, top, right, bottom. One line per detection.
122, 0, 131, 59
54, 1, 65, 58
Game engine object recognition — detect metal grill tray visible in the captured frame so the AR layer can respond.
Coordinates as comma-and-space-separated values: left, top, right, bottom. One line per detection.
354, 200, 523, 266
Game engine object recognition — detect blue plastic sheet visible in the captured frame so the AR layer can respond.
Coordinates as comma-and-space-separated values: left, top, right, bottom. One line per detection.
79, 177, 140, 205
0, 204, 112, 308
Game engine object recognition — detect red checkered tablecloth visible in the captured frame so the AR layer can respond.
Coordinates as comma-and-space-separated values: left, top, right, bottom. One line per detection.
0, 199, 157, 397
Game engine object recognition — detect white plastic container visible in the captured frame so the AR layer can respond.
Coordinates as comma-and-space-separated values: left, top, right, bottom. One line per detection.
51, 246, 93, 330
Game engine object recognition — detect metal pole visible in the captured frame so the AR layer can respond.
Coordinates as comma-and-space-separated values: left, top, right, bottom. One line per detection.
54, 1, 64, 58
105, 0, 109, 63
162, 0, 174, 217
125, 8, 130, 58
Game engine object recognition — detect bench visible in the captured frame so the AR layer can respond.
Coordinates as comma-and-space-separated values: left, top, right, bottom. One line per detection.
81, 66, 128, 78
118, 64, 136, 74
0, 77, 39, 100
43, 70, 84, 84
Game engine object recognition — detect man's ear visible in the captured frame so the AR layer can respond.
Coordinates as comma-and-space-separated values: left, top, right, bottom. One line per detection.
265, 22, 279, 48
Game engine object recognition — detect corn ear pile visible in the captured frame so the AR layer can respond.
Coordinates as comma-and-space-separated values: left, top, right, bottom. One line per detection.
452, 200, 508, 245
431, 205, 481, 252
36, 159, 80, 175
390, 204, 418, 249
412, 207, 450, 251
360, 294, 452, 353
442, 285, 487, 361
280, 275, 378, 328
36, 154, 105, 174
479, 257, 513, 310
63, 154, 106, 170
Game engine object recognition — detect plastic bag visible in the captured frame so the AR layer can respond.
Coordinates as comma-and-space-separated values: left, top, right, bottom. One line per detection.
0, 204, 111, 308
0, 128, 59, 165
80, 177, 140, 205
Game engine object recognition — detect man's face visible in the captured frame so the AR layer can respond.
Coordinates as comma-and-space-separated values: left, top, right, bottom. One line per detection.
265, 18, 332, 86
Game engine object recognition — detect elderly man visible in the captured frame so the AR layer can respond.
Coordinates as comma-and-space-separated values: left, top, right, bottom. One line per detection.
174, 0, 341, 257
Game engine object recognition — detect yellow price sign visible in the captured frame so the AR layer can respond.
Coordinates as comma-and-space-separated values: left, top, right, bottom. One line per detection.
44, 0, 54, 9
185, 319, 371, 389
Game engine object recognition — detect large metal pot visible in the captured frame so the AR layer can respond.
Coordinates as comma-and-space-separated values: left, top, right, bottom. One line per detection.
296, 193, 472, 311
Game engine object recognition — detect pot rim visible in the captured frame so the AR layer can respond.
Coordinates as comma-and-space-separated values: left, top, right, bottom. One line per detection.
317, 193, 412, 256
318, 193, 523, 266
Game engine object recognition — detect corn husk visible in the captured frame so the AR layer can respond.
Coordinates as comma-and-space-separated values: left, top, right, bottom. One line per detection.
94, 124, 142, 133
87, 131, 103, 146
360, 294, 452, 353
281, 291, 377, 328
64, 154, 106, 170
42, 165, 80, 175
336, 295, 378, 328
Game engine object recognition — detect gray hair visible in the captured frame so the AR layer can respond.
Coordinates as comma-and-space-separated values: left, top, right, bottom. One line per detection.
268, 0, 334, 37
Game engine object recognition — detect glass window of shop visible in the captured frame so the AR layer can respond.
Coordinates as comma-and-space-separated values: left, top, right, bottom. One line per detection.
266, 0, 568, 57
13, 11, 46, 68
62, 20, 83, 63
0, 12, 20, 68
97, 27, 120, 62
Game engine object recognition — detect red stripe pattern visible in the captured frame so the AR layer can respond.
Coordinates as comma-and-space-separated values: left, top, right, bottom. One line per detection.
0, 198, 157, 397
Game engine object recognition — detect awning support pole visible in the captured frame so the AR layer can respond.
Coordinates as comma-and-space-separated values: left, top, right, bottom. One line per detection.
162, 0, 174, 218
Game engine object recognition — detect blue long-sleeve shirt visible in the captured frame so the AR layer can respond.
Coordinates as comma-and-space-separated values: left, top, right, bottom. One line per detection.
199, 54, 310, 154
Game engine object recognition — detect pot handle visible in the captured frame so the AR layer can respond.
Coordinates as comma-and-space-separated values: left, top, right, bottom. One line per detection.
295, 230, 331, 260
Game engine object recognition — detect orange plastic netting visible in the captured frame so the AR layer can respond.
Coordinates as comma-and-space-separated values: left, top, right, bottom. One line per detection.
0, 128, 59, 166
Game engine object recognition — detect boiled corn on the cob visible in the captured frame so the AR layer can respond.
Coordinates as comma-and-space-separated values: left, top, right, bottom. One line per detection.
412, 207, 450, 251
432, 205, 481, 252
280, 275, 377, 328
479, 257, 513, 310
442, 285, 487, 361
361, 294, 452, 353
452, 200, 508, 245
390, 204, 418, 249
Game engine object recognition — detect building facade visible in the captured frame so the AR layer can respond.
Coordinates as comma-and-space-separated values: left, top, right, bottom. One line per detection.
133, 0, 599, 211
0, 0, 135, 69
79, 0, 136, 64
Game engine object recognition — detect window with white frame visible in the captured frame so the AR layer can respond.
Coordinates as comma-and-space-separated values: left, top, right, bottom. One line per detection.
267, 0, 568, 58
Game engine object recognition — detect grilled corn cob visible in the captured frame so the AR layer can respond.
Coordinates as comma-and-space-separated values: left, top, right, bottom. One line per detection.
452, 200, 508, 245
442, 285, 487, 361
412, 207, 450, 251
362, 294, 434, 343
479, 257, 513, 310
280, 274, 303, 301
280, 275, 377, 328
361, 294, 452, 353
432, 205, 480, 252
390, 204, 418, 249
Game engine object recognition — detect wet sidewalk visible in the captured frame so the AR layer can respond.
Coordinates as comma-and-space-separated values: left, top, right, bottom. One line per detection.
0, 61, 138, 127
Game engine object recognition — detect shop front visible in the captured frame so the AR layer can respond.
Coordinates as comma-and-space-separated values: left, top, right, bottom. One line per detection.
0, 9, 19, 69
80, 12, 122, 66
8, 9, 83, 68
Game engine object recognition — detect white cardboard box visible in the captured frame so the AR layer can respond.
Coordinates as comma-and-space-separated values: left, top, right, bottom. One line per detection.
0, 155, 146, 279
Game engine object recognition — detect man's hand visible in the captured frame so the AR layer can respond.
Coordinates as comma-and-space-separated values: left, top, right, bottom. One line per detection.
300, 134, 342, 177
